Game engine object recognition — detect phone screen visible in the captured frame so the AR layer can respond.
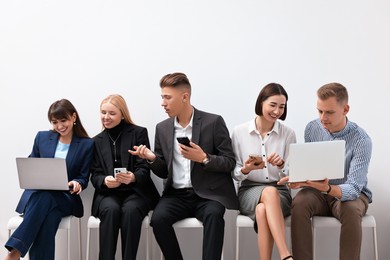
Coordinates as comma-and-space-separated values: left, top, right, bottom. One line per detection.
177, 137, 191, 147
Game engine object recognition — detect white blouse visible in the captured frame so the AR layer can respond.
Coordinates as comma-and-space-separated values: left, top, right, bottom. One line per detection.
231, 118, 296, 183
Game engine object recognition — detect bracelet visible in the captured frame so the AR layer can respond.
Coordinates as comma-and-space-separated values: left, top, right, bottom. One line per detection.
326, 184, 332, 194
277, 161, 285, 168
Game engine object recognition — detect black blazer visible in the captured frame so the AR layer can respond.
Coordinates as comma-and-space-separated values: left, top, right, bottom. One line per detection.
16, 131, 94, 217
90, 123, 160, 217
149, 108, 239, 210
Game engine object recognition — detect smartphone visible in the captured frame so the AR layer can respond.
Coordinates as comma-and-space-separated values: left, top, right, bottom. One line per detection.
114, 167, 127, 177
176, 136, 191, 147
249, 154, 263, 166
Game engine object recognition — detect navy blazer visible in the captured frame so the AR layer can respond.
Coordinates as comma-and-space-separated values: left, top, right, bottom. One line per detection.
149, 108, 239, 210
15, 130, 94, 217
90, 123, 160, 217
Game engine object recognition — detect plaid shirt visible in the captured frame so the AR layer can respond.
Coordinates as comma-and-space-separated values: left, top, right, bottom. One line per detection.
305, 118, 372, 202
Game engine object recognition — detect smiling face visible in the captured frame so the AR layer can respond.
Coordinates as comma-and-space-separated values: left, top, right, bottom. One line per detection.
100, 102, 123, 129
51, 113, 76, 139
261, 95, 286, 123
317, 96, 349, 133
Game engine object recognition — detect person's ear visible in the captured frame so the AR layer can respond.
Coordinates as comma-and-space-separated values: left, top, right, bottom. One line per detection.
343, 104, 350, 115
182, 92, 189, 102
72, 112, 77, 124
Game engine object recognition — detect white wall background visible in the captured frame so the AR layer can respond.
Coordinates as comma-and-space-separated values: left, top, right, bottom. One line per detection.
1, 1, 389, 259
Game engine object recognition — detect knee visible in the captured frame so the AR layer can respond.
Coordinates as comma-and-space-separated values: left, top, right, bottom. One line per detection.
204, 205, 225, 221
122, 204, 141, 216
100, 204, 121, 219
150, 209, 169, 227
30, 191, 55, 204
339, 201, 364, 222
263, 186, 278, 197
25, 192, 56, 214
255, 203, 266, 218
291, 190, 312, 216
261, 186, 280, 203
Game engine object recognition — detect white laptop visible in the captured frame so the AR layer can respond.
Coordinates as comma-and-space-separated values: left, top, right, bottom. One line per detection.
16, 157, 70, 190
287, 140, 345, 182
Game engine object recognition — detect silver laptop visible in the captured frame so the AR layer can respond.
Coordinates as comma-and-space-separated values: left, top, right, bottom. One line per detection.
288, 140, 345, 182
16, 157, 70, 190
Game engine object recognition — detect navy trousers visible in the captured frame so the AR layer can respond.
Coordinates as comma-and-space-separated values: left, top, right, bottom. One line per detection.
5, 191, 73, 260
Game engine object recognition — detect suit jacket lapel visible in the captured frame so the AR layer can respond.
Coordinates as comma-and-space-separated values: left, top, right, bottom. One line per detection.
120, 124, 133, 169
166, 118, 175, 171
67, 135, 80, 171
191, 108, 202, 170
99, 132, 114, 172
47, 131, 59, 157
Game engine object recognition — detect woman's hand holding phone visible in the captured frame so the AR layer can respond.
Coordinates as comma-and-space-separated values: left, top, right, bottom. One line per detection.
249, 154, 263, 166
241, 154, 265, 174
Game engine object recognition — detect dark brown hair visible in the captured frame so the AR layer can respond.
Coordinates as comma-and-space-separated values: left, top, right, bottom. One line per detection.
159, 72, 191, 95
255, 83, 288, 121
48, 99, 89, 138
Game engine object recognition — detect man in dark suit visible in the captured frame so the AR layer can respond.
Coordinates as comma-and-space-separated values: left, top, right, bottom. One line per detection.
130, 72, 238, 260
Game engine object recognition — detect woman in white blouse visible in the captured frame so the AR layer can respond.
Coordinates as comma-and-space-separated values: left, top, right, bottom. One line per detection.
231, 83, 296, 260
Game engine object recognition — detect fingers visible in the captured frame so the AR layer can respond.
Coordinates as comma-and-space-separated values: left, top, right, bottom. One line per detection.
277, 176, 289, 185
104, 176, 120, 188
266, 152, 284, 167
115, 172, 135, 185
69, 181, 82, 194
129, 145, 154, 160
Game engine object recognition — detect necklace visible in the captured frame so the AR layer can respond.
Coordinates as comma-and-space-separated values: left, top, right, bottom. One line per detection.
107, 131, 122, 162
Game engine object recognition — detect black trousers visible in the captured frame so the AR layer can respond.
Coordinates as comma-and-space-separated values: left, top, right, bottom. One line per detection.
97, 192, 149, 260
151, 188, 226, 260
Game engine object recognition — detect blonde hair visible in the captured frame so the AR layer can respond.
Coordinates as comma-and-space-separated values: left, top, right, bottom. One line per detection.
317, 83, 348, 105
100, 94, 134, 127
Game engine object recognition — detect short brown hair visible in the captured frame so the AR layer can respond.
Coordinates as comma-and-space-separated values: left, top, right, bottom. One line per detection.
159, 72, 191, 94
255, 83, 288, 121
317, 83, 348, 105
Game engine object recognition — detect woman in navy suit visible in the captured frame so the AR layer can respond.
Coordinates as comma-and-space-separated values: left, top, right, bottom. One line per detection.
90, 94, 159, 260
4, 99, 94, 260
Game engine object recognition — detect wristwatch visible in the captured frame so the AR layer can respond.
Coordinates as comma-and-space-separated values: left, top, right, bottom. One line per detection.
202, 154, 210, 165
322, 184, 332, 194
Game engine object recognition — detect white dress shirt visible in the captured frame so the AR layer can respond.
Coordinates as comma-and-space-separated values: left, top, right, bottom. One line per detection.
171, 110, 194, 189
231, 118, 296, 183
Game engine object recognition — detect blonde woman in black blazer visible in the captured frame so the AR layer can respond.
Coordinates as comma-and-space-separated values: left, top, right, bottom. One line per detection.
90, 94, 159, 260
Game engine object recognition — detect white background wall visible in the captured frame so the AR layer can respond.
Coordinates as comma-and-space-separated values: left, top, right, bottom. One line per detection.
1, 1, 389, 259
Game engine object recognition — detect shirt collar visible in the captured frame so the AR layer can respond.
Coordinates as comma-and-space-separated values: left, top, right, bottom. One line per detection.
328, 117, 353, 139
174, 108, 194, 129
248, 117, 280, 135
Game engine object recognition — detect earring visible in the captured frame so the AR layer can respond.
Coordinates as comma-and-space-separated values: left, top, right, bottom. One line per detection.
73, 122, 76, 125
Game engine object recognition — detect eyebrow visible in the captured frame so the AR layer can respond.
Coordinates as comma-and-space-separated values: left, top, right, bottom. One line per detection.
269, 101, 285, 106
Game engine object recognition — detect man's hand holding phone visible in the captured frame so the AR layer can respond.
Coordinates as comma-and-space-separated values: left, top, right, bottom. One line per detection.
176, 137, 209, 163
177, 136, 191, 147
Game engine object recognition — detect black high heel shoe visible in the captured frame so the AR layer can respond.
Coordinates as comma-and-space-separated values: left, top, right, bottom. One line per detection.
282, 256, 293, 260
